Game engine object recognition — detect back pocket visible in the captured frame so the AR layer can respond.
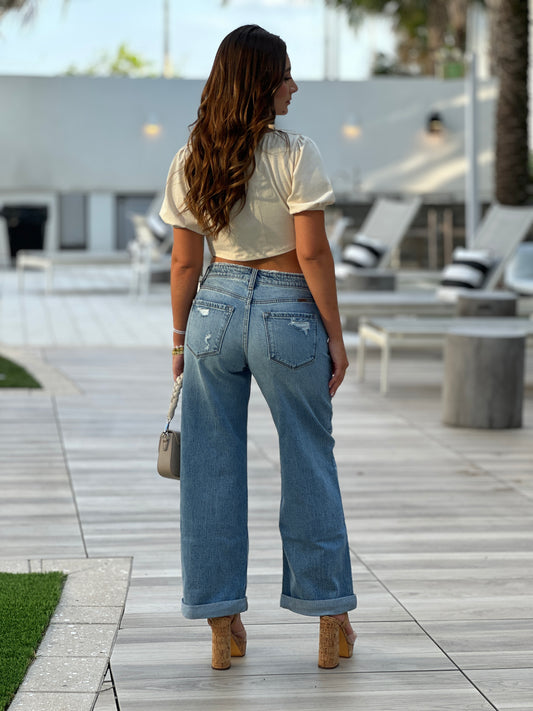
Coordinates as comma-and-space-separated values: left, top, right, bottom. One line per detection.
187, 300, 234, 357
263, 312, 318, 369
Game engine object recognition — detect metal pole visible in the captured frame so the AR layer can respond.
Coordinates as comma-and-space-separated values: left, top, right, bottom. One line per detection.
465, 52, 480, 248
324, 5, 330, 80
332, 7, 340, 81
163, 0, 172, 78
323, 5, 340, 80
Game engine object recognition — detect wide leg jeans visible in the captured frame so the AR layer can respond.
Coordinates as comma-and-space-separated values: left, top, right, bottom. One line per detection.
180, 263, 356, 619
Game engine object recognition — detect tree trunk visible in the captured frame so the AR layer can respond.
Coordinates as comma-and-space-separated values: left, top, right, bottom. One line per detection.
426, 0, 449, 73
447, 0, 469, 52
485, 0, 502, 76
494, 0, 529, 205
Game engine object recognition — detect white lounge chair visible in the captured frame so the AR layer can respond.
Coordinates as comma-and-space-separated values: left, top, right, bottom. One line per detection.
16, 248, 131, 293
128, 214, 173, 297
504, 242, 533, 296
338, 203, 533, 323
336, 196, 422, 280
462, 203, 533, 291
14, 192, 173, 294
326, 214, 353, 262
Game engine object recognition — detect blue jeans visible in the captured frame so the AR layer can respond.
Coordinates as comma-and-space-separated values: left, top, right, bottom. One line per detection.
180, 263, 356, 619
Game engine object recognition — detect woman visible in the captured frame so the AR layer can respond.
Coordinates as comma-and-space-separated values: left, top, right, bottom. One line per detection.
160, 24, 356, 670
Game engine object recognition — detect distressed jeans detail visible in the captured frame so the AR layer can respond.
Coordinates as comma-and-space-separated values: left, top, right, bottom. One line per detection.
180, 263, 356, 619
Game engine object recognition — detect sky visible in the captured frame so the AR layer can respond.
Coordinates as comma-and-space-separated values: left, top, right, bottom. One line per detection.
0, 0, 395, 80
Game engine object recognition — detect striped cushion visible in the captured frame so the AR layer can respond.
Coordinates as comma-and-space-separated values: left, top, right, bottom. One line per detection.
440, 248, 494, 289
342, 233, 386, 269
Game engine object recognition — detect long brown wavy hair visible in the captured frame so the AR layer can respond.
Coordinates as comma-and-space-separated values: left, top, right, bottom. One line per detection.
183, 25, 287, 236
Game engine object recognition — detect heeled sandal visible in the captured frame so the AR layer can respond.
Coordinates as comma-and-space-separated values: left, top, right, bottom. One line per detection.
318, 614, 356, 669
207, 615, 247, 670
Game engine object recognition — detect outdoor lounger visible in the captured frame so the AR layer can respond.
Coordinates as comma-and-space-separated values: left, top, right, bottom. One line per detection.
15, 249, 133, 293
335, 195, 422, 278
15, 213, 172, 295
504, 243, 533, 296
337, 204, 533, 324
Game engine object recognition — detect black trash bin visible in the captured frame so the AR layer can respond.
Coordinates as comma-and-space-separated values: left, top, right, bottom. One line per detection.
0, 205, 48, 261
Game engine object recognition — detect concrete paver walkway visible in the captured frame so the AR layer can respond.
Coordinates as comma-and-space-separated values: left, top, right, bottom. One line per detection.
0, 558, 130, 711
1, 266, 532, 710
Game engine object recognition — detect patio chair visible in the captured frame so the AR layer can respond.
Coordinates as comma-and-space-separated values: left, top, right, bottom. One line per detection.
338, 203, 533, 323
128, 214, 173, 297
16, 248, 132, 293
326, 214, 354, 262
443, 203, 533, 291
336, 196, 422, 280
15, 213, 170, 295
504, 242, 533, 296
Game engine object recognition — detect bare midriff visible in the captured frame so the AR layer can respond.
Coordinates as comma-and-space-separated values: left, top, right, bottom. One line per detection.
212, 248, 302, 274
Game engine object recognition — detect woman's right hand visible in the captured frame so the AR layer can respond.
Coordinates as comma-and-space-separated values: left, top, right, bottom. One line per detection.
327, 337, 348, 397
172, 354, 184, 381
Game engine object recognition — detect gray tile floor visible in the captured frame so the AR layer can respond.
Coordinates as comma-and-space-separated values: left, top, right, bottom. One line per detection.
1, 265, 532, 710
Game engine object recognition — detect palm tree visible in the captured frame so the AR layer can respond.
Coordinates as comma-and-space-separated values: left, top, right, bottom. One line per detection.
0, 0, 25, 10
0, 0, 34, 20
0, 0, 67, 21
330, 0, 529, 205
328, 0, 475, 76
493, 0, 529, 205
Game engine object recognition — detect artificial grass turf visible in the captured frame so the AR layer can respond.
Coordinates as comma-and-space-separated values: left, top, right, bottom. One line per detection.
0, 572, 66, 710
0, 356, 41, 388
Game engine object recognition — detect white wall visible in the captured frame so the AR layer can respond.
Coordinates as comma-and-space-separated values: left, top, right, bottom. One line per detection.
0, 76, 201, 193
0, 75, 496, 195
0, 75, 496, 249
279, 78, 495, 201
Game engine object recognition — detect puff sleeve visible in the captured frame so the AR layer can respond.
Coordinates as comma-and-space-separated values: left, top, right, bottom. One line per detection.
287, 136, 335, 214
159, 147, 204, 234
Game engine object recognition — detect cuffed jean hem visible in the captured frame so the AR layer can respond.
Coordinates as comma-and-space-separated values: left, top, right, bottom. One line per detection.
280, 593, 357, 617
181, 597, 248, 620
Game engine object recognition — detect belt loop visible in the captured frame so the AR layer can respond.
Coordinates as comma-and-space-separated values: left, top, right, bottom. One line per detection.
248, 267, 258, 295
199, 263, 212, 287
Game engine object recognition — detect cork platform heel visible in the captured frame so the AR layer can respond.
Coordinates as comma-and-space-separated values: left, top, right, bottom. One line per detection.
318, 614, 356, 669
207, 615, 247, 670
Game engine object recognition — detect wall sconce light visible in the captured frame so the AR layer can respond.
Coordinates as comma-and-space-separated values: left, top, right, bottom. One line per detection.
426, 111, 444, 135
341, 116, 361, 140
143, 115, 162, 138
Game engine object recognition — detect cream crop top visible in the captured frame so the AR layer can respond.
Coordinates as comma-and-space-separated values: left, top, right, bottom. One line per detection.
159, 130, 335, 261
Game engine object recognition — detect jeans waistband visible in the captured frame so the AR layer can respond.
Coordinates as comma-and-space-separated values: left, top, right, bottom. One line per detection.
204, 262, 309, 288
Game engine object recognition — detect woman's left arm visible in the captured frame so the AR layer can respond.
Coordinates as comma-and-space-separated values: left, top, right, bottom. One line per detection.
170, 226, 204, 380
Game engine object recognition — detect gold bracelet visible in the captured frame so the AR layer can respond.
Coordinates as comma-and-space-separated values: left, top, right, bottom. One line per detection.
172, 346, 184, 356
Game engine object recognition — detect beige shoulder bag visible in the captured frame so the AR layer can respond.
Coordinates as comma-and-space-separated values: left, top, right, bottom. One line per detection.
157, 374, 183, 480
